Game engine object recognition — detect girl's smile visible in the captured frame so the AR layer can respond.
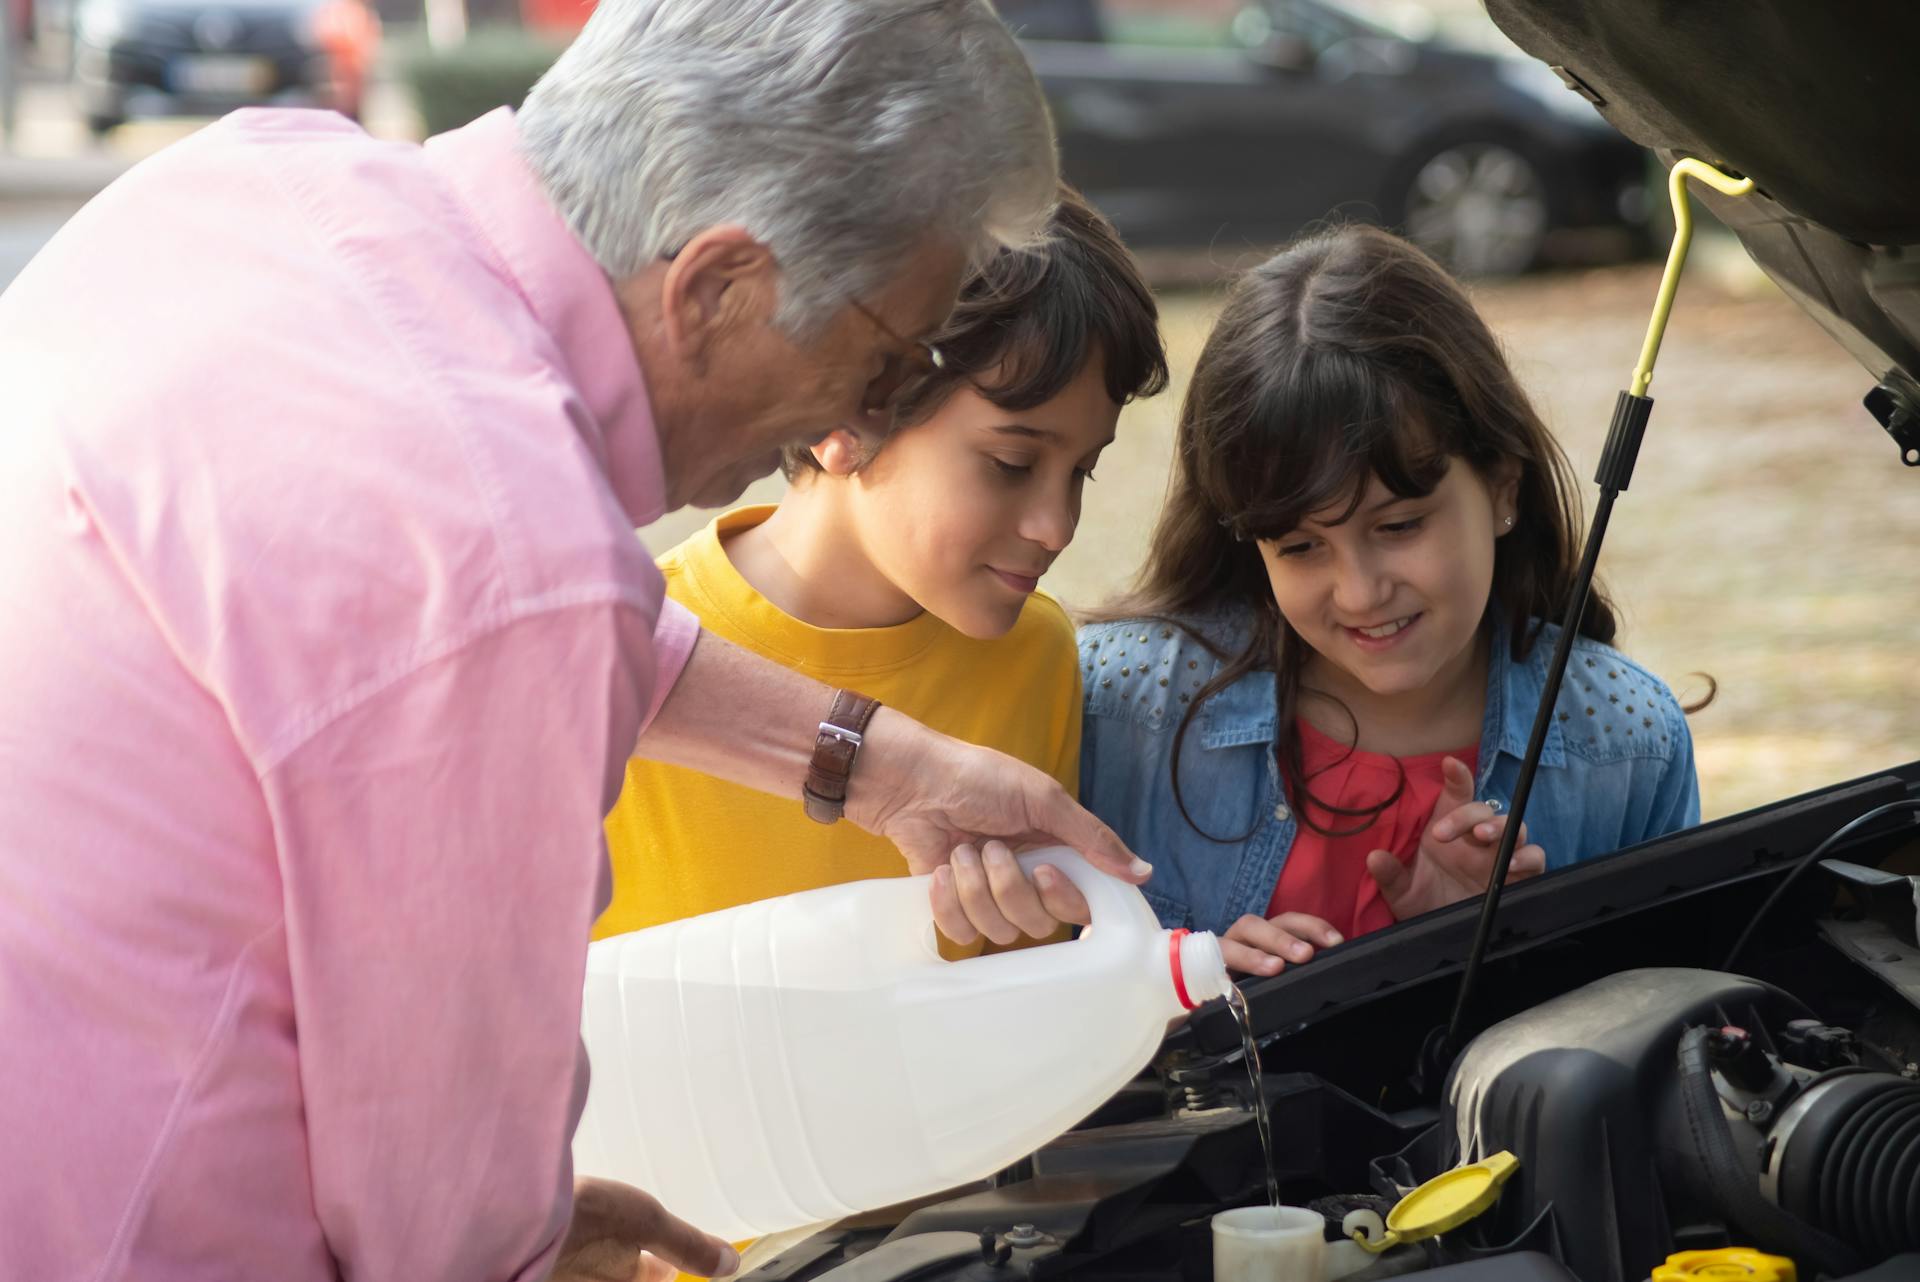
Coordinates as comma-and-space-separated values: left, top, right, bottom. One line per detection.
1342, 611, 1423, 652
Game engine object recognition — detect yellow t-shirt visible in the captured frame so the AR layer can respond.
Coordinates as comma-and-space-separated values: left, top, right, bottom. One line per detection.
596, 504, 1084, 942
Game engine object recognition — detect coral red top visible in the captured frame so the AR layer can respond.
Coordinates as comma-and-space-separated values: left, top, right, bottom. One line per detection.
1267, 719, 1479, 938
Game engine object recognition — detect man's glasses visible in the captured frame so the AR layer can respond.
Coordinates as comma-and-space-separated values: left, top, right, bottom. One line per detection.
848, 298, 947, 420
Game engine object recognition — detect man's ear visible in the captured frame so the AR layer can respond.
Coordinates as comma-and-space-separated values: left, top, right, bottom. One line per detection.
658, 225, 779, 363
809, 428, 870, 478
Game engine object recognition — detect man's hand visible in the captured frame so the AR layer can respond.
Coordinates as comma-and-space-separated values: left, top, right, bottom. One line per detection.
849, 709, 1150, 884
928, 839, 1092, 947
1219, 912, 1345, 976
1365, 757, 1545, 921
551, 1178, 739, 1282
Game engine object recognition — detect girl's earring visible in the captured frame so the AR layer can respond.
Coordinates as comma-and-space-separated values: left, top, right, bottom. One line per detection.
1503, 515, 1515, 528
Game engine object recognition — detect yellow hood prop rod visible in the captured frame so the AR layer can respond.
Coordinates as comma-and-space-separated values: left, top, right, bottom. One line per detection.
1441, 158, 1755, 1056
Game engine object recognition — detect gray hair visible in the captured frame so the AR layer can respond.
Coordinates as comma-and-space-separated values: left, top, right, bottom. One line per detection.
518, 0, 1058, 336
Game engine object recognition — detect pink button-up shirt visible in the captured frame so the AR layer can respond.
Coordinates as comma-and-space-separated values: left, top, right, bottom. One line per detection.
0, 108, 700, 1281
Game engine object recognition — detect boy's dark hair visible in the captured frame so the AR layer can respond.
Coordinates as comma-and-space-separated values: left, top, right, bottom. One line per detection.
781, 184, 1168, 477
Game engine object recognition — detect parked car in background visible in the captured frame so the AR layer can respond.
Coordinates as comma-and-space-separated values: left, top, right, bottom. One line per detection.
998, 0, 1651, 275
71, 0, 378, 136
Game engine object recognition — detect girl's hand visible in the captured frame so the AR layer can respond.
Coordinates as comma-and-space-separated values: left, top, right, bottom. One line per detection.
1367, 756, 1546, 920
929, 839, 1091, 947
1220, 912, 1345, 976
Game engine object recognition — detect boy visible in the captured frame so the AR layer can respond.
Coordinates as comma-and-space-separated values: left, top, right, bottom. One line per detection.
598, 187, 1167, 950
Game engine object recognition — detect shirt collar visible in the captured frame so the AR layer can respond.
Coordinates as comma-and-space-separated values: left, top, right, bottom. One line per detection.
1194, 607, 1568, 770
1481, 614, 1568, 779
423, 108, 668, 527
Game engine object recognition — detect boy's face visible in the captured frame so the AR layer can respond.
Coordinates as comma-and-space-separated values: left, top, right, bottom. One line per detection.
838, 357, 1121, 639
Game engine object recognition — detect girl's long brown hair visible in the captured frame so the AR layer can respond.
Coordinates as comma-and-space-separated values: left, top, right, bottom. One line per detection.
1089, 225, 1618, 841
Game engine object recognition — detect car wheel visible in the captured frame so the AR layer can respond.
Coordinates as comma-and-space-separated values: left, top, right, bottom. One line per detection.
1396, 141, 1549, 277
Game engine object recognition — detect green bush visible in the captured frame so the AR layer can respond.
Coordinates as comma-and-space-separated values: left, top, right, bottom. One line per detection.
399, 28, 570, 138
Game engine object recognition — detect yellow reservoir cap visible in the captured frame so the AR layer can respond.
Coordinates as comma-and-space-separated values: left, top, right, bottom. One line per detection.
1651, 1248, 1797, 1281
1387, 1150, 1520, 1241
1351, 1151, 1521, 1253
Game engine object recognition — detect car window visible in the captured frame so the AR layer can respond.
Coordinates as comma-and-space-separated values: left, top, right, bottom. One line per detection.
1096, 0, 1246, 49
1265, 0, 1362, 54
995, 0, 1106, 43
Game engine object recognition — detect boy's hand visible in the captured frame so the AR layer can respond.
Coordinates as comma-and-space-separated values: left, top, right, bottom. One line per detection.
929, 839, 1091, 946
551, 1177, 739, 1282
1366, 756, 1545, 921
1220, 912, 1344, 976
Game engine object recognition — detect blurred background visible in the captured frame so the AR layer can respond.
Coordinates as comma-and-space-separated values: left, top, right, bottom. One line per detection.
2, 0, 1916, 819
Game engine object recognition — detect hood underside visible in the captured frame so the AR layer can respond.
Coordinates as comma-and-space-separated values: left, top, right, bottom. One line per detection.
1483, 0, 1920, 463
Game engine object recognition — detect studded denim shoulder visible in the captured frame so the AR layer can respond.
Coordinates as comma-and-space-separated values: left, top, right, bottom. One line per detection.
1516, 626, 1691, 765
1078, 616, 1242, 734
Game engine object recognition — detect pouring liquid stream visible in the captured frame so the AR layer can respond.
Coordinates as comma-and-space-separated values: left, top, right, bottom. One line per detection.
1225, 985, 1281, 1208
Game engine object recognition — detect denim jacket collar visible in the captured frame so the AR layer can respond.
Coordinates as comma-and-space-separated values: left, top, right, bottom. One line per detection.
1195, 609, 1567, 787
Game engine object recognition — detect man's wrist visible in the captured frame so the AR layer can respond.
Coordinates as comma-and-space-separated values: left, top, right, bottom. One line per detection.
840, 706, 918, 834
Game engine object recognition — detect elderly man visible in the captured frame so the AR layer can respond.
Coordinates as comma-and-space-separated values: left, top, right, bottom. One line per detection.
0, 2, 1144, 1279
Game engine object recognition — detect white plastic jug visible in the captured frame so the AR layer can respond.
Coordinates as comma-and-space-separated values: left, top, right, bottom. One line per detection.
573, 847, 1230, 1240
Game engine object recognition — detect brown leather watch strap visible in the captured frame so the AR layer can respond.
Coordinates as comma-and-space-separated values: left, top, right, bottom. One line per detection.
802, 689, 882, 824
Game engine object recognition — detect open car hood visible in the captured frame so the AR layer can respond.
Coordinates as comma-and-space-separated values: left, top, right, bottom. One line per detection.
1483, 0, 1920, 465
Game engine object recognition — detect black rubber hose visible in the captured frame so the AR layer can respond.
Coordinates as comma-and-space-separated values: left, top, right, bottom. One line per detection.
1675, 1026, 1862, 1274
1800, 1077, 1920, 1258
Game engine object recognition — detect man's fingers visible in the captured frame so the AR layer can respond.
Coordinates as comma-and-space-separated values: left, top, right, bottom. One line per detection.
951, 843, 1020, 946
641, 1226, 739, 1279
565, 1179, 740, 1281
981, 841, 1062, 938
929, 867, 978, 947
1032, 862, 1092, 927
637, 1252, 681, 1282
1024, 780, 1151, 883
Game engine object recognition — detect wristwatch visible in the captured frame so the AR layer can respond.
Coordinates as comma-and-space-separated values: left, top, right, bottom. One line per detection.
803, 689, 882, 824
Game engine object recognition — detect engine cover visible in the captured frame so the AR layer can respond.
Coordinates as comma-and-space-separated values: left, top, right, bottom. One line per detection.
1443, 968, 1811, 1282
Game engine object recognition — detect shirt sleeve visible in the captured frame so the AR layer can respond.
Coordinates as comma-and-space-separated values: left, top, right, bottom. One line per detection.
1642, 698, 1704, 843
263, 601, 654, 1282
641, 596, 702, 734
1053, 650, 1085, 804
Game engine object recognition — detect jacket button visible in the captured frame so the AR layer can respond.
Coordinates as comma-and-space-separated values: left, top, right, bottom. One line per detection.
1273, 804, 1291, 822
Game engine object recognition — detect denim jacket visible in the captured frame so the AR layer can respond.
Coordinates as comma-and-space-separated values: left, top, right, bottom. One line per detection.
1077, 610, 1701, 933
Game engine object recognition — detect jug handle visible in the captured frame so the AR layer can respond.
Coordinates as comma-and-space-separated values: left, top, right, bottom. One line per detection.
1014, 846, 1158, 937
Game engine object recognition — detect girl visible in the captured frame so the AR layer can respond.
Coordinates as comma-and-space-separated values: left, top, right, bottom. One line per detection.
1079, 226, 1702, 977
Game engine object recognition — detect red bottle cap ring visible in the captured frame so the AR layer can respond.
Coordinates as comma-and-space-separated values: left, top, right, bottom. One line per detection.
1169, 927, 1196, 1010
